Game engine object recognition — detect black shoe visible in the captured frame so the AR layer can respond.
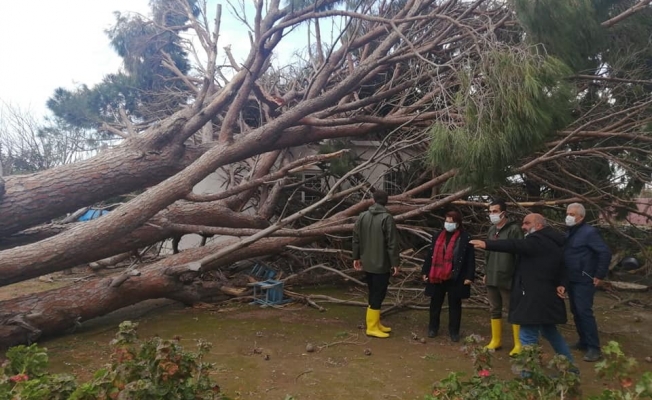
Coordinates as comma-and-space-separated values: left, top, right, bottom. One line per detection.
573, 342, 588, 351
450, 332, 460, 342
428, 329, 438, 338
583, 348, 602, 362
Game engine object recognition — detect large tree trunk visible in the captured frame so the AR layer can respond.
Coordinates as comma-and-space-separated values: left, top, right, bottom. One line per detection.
0, 234, 310, 348
1, 0, 650, 349
0, 190, 470, 348
0, 141, 211, 238
0, 201, 269, 251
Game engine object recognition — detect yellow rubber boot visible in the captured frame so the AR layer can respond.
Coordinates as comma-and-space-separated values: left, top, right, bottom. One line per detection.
484, 319, 503, 350
378, 321, 392, 333
509, 324, 522, 356
366, 308, 389, 338
373, 307, 392, 333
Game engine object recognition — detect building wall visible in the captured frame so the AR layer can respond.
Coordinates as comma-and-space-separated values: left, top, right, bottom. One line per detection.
169, 141, 419, 251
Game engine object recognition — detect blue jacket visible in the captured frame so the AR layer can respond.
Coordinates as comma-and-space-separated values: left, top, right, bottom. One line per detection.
564, 222, 612, 283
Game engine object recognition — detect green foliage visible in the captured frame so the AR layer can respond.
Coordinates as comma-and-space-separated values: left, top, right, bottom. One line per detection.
512, 0, 604, 71
593, 341, 652, 398
513, 0, 652, 77
0, 344, 77, 400
427, 336, 580, 400
425, 337, 651, 400
3, 344, 50, 378
47, 75, 141, 130
599, 2, 652, 82
429, 48, 573, 186
0, 321, 227, 400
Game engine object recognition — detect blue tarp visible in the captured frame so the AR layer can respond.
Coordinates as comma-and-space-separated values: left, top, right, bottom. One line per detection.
77, 209, 110, 222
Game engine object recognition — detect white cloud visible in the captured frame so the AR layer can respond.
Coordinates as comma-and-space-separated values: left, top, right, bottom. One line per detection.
0, 0, 150, 117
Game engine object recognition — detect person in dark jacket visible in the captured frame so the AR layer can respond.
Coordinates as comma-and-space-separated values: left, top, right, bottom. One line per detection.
564, 203, 612, 362
484, 198, 524, 355
470, 214, 575, 364
352, 190, 400, 338
421, 211, 475, 342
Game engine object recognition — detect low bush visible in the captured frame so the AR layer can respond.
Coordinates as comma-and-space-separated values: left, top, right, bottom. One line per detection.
425, 335, 652, 400
0, 321, 228, 400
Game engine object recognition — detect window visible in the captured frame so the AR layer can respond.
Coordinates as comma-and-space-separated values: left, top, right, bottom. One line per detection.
301, 173, 323, 203
383, 168, 404, 196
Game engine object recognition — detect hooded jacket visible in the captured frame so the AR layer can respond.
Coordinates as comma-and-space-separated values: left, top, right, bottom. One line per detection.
352, 204, 400, 274
484, 226, 568, 325
485, 219, 523, 289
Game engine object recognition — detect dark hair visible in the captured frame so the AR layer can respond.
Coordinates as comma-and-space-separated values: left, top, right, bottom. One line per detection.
489, 198, 507, 213
445, 210, 463, 228
373, 189, 388, 206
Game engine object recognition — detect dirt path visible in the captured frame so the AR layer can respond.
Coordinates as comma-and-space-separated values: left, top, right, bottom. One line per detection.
33, 286, 651, 400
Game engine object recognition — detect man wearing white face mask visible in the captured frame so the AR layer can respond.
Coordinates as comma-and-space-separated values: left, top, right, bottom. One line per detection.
470, 214, 576, 369
484, 199, 524, 355
564, 203, 612, 362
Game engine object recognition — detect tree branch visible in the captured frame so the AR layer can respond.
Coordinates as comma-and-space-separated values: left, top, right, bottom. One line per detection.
601, 0, 652, 28
186, 150, 349, 202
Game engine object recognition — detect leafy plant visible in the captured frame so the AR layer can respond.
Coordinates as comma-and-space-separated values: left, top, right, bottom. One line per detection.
423, 336, 652, 400
592, 341, 652, 399
0, 344, 78, 400
0, 321, 228, 400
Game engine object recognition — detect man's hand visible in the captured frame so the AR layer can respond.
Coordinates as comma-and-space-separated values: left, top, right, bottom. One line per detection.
469, 240, 486, 249
593, 277, 602, 287
463, 279, 472, 285
556, 286, 566, 299
353, 259, 362, 271
392, 266, 400, 276
422, 274, 428, 282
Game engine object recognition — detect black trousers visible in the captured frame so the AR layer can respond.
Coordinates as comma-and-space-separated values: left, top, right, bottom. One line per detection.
568, 281, 600, 350
366, 272, 390, 310
428, 281, 462, 334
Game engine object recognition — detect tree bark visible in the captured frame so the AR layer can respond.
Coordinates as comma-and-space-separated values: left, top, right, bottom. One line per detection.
0, 234, 310, 349
2, 0, 649, 351
0, 141, 212, 239
0, 201, 269, 285
0, 187, 469, 348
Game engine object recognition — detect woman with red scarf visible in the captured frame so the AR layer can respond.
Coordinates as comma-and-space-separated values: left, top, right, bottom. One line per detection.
421, 211, 475, 342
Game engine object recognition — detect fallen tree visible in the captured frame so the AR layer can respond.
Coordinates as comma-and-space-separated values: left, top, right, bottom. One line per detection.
0, 0, 651, 347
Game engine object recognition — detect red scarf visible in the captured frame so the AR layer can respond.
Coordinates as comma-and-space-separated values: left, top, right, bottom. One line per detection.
429, 230, 460, 283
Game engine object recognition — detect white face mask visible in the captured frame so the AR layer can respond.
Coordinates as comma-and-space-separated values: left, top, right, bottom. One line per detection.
565, 215, 577, 227
444, 222, 458, 232
489, 213, 503, 225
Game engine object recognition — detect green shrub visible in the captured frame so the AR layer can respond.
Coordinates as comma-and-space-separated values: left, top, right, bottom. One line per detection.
425, 336, 651, 400
0, 321, 228, 400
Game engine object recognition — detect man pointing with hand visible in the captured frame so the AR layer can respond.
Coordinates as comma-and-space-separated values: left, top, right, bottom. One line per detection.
470, 213, 575, 365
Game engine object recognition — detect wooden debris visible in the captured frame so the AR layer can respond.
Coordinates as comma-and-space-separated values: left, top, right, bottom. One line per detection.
605, 281, 649, 292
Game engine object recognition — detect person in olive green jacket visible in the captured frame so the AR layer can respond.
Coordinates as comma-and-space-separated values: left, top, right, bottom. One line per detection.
485, 199, 524, 355
352, 189, 400, 338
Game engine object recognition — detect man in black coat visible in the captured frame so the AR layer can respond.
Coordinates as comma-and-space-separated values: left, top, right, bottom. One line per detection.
470, 213, 574, 364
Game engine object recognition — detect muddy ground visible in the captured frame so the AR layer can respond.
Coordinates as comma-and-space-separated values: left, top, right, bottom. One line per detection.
2, 278, 651, 399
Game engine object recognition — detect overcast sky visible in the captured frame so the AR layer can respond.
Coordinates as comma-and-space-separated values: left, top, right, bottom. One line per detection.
0, 1, 151, 117
0, 1, 312, 120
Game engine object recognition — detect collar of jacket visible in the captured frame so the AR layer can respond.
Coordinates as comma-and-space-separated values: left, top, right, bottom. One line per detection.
567, 221, 586, 236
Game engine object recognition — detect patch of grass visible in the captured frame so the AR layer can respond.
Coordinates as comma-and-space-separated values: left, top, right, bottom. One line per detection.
333, 331, 350, 339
